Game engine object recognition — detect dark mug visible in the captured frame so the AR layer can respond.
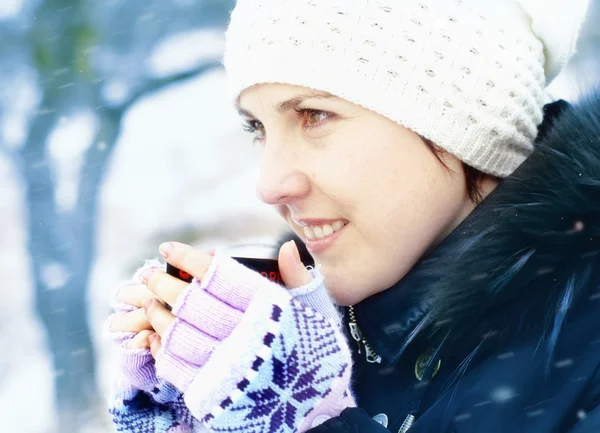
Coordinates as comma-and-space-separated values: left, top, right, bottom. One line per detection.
166, 257, 282, 286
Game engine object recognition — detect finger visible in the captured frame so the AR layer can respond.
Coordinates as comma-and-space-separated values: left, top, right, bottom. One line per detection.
110, 309, 153, 333
143, 298, 176, 337
117, 284, 164, 308
142, 268, 189, 306
127, 330, 155, 350
279, 240, 313, 289
158, 242, 213, 281
149, 333, 162, 359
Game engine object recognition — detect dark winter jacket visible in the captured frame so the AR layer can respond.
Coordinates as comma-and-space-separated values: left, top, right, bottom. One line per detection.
299, 93, 600, 433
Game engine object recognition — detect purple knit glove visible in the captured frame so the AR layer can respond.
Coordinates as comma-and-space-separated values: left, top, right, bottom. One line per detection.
106, 259, 181, 403
109, 254, 354, 433
107, 260, 204, 432
148, 254, 355, 433
288, 264, 343, 329
154, 254, 258, 392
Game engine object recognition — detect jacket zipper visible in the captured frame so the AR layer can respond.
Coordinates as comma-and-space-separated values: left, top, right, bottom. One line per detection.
348, 307, 417, 432
398, 414, 415, 433
347, 306, 382, 364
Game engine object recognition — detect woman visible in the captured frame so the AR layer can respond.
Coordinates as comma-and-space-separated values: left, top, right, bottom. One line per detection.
107, 0, 600, 432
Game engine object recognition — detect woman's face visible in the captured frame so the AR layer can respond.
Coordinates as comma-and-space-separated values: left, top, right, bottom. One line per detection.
238, 83, 483, 306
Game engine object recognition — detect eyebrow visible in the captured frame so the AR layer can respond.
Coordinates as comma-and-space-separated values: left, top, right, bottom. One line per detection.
237, 91, 337, 118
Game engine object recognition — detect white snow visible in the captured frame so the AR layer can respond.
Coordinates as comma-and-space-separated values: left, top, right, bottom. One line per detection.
491, 386, 517, 403
40, 261, 71, 290
47, 111, 98, 213
527, 409, 545, 417
0, 67, 41, 150
554, 358, 574, 368
0, 154, 57, 433
101, 81, 130, 107
454, 413, 472, 422
147, 29, 226, 78
496, 352, 515, 360
0, 0, 23, 20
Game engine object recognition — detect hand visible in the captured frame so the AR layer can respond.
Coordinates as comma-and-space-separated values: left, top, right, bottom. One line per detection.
107, 258, 166, 348
109, 242, 354, 433
105, 259, 181, 402
139, 240, 314, 358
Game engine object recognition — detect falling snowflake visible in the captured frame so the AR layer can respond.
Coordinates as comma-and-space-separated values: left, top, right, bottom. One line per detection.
491, 386, 516, 403
40, 261, 70, 290
455, 413, 471, 422
482, 330, 498, 339
527, 409, 545, 417
536, 267, 554, 276
554, 358, 573, 368
497, 352, 515, 360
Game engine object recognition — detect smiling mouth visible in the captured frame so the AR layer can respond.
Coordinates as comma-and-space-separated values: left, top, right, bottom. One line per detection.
302, 220, 348, 241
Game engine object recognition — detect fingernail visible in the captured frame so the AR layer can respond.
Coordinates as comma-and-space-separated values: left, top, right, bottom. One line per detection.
141, 268, 155, 284
159, 242, 174, 259
143, 298, 154, 312
148, 333, 158, 345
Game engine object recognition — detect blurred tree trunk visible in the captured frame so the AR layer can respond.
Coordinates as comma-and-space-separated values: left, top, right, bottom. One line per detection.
21, 1, 101, 429
17, 0, 220, 430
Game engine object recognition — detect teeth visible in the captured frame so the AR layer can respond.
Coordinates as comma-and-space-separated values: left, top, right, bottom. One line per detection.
302, 220, 346, 241
304, 226, 316, 240
313, 226, 325, 239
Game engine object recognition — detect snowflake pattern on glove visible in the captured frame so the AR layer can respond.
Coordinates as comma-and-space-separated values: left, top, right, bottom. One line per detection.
110, 256, 354, 433
203, 301, 350, 433
110, 390, 199, 432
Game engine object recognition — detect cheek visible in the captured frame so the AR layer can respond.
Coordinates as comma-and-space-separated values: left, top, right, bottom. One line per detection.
304, 123, 468, 303
376, 159, 466, 257
311, 139, 404, 210
321, 155, 467, 304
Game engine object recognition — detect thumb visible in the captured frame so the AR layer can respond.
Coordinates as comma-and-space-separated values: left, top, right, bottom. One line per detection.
278, 240, 313, 289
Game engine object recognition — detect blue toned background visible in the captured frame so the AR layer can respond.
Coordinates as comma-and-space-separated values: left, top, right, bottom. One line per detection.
0, 1, 598, 432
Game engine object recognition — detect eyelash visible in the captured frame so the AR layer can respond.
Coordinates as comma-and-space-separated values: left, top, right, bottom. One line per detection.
241, 108, 333, 143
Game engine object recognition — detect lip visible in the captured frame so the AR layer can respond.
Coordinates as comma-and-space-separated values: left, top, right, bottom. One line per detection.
304, 223, 348, 255
292, 217, 349, 227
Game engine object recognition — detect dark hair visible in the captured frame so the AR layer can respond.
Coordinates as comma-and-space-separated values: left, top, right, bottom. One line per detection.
420, 136, 498, 205
419, 100, 569, 205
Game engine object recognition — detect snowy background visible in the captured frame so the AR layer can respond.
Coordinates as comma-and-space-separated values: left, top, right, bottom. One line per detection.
0, 1, 598, 432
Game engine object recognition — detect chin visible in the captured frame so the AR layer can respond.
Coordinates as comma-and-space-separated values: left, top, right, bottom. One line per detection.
323, 277, 367, 307
323, 268, 393, 306
331, 290, 372, 307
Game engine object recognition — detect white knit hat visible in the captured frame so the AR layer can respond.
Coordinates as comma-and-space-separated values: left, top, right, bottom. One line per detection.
223, 0, 589, 177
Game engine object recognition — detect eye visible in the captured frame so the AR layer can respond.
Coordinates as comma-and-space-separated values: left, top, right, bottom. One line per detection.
296, 108, 332, 129
306, 110, 329, 126
241, 119, 266, 143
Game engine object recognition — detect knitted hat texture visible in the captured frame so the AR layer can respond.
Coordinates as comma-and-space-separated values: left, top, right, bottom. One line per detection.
224, 0, 589, 177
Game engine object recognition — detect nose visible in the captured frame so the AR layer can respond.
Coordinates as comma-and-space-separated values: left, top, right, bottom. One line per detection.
255, 140, 310, 206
